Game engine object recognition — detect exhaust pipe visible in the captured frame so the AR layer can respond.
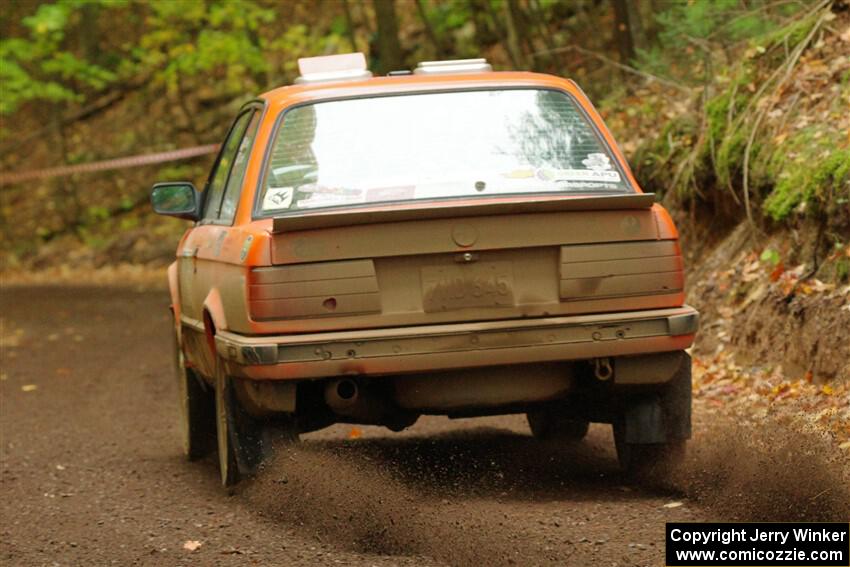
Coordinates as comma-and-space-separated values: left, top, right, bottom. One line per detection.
324, 378, 359, 410
323, 377, 419, 431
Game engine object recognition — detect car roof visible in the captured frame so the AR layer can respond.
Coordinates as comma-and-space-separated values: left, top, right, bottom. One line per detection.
258, 71, 580, 112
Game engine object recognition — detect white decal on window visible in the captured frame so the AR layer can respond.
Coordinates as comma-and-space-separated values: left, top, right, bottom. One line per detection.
582, 153, 613, 171
263, 187, 294, 210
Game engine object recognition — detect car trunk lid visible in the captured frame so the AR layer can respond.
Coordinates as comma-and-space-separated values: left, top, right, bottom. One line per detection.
253, 194, 684, 329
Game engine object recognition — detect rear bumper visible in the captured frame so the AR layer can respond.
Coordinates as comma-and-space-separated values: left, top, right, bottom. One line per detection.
213, 306, 699, 381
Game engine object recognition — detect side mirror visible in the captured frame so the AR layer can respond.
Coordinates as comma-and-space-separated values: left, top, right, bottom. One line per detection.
151, 182, 200, 221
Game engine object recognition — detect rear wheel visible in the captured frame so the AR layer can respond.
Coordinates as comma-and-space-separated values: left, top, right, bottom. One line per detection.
214, 357, 299, 486
527, 409, 589, 442
174, 332, 215, 460
215, 357, 265, 486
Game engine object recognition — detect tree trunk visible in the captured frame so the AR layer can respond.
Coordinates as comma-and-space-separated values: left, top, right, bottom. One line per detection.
527, 0, 560, 73
468, 0, 499, 48
372, 0, 404, 74
415, 0, 444, 59
626, 0, 646, 53
342, 0, 361, 52
645, 0, 664, 44
52, 106, 83, 242
503, 0, 528, 69
80, 3, 101, 64
612, 0, 635, 65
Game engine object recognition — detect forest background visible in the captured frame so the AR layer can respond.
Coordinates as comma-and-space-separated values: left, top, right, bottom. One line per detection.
2, 0, 849, 379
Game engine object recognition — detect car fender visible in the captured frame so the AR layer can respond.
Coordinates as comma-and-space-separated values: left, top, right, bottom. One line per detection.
167, 261, 181, 332
201, 288, 228, 356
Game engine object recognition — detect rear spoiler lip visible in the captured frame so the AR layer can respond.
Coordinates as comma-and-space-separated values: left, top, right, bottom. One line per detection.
271, 193, 656, 233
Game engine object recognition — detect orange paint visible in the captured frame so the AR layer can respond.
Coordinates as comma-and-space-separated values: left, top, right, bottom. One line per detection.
167, 68, 690, 349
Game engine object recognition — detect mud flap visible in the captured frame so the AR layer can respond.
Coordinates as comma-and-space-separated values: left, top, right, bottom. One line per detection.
620, 353, 692, 444
227, 390, 267, 476
623, 396, 666, 444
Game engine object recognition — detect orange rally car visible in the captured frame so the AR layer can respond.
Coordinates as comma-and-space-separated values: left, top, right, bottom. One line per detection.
151, 54, 699, 486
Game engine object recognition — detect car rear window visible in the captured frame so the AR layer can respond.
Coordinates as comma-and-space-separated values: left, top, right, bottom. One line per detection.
259, 89, 632, 214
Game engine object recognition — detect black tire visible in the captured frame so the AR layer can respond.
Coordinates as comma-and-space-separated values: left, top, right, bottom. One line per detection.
214, 357, 264, 487
174, 332, 215, 460
527, 409, 589, 442
614, 352, 691, 477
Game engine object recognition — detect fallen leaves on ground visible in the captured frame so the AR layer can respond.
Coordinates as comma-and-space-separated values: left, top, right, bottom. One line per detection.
182, 540, 202, 552
720, 252, 844, 304
693, 352, 850, 448
347, 427, 362, 440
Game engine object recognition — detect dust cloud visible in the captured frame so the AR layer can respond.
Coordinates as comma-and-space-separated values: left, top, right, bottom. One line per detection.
663, 417, 850, 521
241, 431, 560, 567
242, 419, 849, 566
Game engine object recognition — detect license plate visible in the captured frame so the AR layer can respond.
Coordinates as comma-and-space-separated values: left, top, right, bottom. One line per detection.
421, 261, 515, 312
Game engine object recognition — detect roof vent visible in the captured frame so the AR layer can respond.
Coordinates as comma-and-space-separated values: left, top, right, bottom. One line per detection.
414, 58, 492, 75
295, 52, 372, 85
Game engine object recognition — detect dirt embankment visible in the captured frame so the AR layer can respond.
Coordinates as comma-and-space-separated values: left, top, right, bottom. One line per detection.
685, 221, 850, 381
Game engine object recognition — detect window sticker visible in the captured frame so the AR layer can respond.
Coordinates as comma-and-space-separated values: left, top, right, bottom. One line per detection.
297, 186, 363, 197
263, 187, 294, 210
294, 185, 364, 209
539, 168, 621, 183
365, 185, 415, 202
296, 196, 355, 209
582, 152, 613, 171
502, 168, 536, 179
554, 181, 624, 191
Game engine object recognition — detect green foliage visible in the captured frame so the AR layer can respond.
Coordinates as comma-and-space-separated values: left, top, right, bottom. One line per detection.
764, 145, 850, 221
76, 225, 108, 250
118, 216, 139, 231
835, 253, 849, 283
265, 23, 349, 80
760, 248, 780, 266
85, 205, 110, 223
1, 0, 845, 266
714, 125, 749, 190
156, 164, 202, 182
0, 0, 118, 114
630, 1, 847, 233
137, 0, 275, 94
636, 0, 803, 85
655, 0, 740, 41
0, 0, 286, 114
703, 72, 751, 145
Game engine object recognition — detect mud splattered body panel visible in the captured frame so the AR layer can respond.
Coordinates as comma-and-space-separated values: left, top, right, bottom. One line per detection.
165, 70, 697, 398
233, 202, 685, 336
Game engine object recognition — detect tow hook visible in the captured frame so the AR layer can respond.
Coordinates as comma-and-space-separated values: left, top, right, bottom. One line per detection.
593, 357, 613, 381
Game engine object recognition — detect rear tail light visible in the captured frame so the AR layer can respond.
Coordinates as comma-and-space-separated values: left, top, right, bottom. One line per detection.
559, 240, 683, 300
249, 259, 380, 320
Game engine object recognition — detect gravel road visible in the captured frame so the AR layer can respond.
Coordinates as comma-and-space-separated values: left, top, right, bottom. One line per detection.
2, 286, 847, 566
